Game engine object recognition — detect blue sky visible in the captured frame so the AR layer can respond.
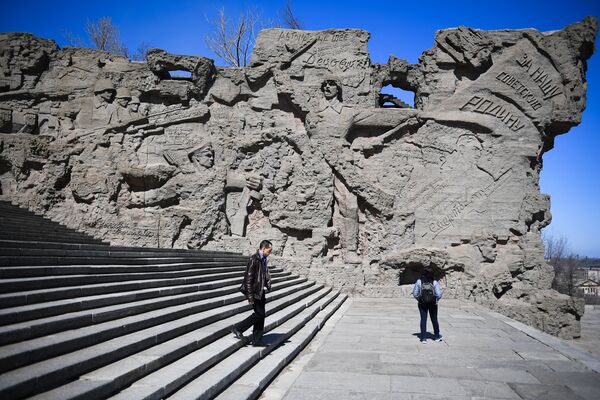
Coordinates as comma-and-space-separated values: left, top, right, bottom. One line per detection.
2, 0, 599, 257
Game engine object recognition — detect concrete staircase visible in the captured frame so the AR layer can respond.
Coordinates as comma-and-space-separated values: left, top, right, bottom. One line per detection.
0, 201, 347, 399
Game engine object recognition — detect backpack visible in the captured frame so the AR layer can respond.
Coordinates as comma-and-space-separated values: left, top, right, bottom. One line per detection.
419, 280, 436, 306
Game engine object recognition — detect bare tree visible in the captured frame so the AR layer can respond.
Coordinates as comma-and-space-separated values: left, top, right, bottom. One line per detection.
562, 254, 582, 296
543, 230, 584, 296
205, 7, 260, 67
281, 0, 303, 30
62, 30, 86, 48
543, 230, 568, 264
85, 16, 128, 57
132, 41, 152, 62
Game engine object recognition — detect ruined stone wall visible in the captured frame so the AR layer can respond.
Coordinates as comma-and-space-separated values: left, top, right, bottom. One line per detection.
0, 19, 596, 338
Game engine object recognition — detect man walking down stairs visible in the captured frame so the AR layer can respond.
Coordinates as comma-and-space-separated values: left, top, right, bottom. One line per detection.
232, 240, 274, 347
0, 201, 347, 399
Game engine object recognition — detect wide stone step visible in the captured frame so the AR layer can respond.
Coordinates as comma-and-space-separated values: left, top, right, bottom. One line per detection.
0, 269, 287, 324
0, 207, 67, 217
215, 293, 348, 400
0, 214, 83, 226
0, 260, 247, 279
0, 234, 102, 244
0, 281, 320, 399
0, 201, 49, 214
0, 271, 292, 345
0, 202, 75, 223
0, 224, 101, 237
0, 246, 249, 260
0, 278, 311, 374
0, 233, 106, 245
0, 269, 286, 309
0, 255, 249, 270
167, 290, 342, 400
0, 254, 250, 266
0, 240, 243, 258
0, 233, 103, 245
0, 269, 286, 324
0, 265, 247, 293
0, 219, 87, 234
32, 287, 334, 400
0, 213, 81, 230
0, 232, 98, 242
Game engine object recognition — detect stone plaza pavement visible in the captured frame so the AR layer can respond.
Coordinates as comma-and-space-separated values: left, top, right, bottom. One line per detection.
260, 298, 600, 400
569, 305, 600, 359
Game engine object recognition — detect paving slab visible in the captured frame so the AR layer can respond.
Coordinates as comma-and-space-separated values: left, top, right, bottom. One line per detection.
283, 387, 401, 400
568, 305, 600, 359
293, 371, 392, 393
260, 298, 600, 400
508, 382, 585, 400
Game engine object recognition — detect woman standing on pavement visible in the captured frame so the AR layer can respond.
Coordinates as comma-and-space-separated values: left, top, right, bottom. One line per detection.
412, 265, 443, 343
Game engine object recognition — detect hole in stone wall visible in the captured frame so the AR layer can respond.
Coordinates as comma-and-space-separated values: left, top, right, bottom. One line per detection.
168, 70, 192, 80
380, 85, 414, 108
397, 262, 446, 286
0, 158, 10, 175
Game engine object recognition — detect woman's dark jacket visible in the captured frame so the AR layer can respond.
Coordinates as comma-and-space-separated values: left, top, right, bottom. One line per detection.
244, 251, 271, 301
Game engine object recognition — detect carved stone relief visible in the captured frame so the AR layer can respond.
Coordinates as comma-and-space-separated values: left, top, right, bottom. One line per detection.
0, 19, 596, 338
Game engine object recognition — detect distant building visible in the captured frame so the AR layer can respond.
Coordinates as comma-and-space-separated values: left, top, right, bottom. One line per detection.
587, 266, 600, 282
573, 264, 600, 286
578, 279, 600, 296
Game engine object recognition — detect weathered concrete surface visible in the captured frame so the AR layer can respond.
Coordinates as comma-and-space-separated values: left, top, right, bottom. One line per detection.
569, 305, 600, 359
261, 298, 600, 400
0, 18, 597, 338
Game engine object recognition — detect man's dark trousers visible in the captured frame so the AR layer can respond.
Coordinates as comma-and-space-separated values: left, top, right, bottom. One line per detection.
418, 303, 439, 339
234, 293, 266, 343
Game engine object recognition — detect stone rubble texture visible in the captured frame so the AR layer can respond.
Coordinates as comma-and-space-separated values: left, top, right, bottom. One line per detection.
0, 18, 596, 339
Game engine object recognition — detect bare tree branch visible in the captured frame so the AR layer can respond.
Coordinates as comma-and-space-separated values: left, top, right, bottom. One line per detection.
543, 230, 568, 264
132, 41, 152, 61
281, 0, 303, 30
205, 7, 260, 67
61, 30, 86, 48
85, 16, 128, 57
543, 230, 584, 297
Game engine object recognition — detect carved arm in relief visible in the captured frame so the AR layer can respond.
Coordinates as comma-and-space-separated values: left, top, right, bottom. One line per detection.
225, 171, 263, 237
349, 108, 422, 152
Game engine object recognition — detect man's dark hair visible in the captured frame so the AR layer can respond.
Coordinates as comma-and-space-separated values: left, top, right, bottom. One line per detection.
321, 79, 342, 101
259, 240, 272, 249
422, 265, 435, 281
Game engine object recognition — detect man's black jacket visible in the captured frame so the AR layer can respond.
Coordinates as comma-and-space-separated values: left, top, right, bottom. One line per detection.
243, 251, 271, 302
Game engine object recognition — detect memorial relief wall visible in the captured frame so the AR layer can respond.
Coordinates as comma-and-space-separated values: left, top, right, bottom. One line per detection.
0, 17, 596, 338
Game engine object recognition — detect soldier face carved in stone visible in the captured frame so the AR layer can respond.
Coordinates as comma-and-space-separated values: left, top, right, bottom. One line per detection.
456, 134, 483, 166
129, 97, 140, 113
92, 79, 116, 105
98, 90, 114, 103
58, 110, 75, 130
115, 88, 132, 108
189, 145, 214, 169
116, 97, 130, 108
321, 79, 340, 101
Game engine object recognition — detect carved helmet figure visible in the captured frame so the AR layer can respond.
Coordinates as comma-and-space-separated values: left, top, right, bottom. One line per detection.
115, 87, 132, 108
93, 79, 116, 94
129, 96, 142, 114
116, 88, 132, 99
93, 79, 116, 104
